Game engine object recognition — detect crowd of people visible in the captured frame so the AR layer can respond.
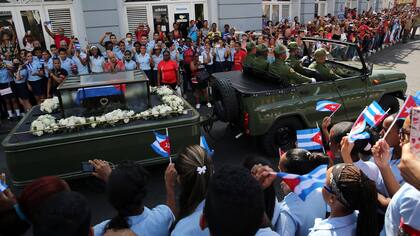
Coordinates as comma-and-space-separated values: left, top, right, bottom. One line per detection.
0, 5, 419, 236
0, 5, 419, 118
0, 108, 420, 236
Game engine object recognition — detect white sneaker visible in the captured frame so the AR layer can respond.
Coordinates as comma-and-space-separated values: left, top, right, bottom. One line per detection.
196, 104, 201, 109
206, 102, 212, 108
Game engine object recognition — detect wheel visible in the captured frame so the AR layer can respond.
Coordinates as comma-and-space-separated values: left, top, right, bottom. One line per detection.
260, 117, 304, 157
379, 95, 399, 114
212, 78, 239, 122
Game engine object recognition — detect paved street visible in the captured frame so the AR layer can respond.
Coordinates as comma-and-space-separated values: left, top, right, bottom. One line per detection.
0, 38, 419, 226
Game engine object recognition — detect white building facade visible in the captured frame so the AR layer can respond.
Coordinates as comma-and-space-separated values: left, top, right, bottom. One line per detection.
0, 0, 392, 49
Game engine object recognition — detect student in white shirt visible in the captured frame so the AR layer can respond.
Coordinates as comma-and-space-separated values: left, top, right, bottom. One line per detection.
250, 149, 330, 236
88, 46, 105, 73
199, 165, 279, 236
91, 160, 176, 236
171, 145, 213, 236
123, 50, 137, 71
309, 163, 378, 236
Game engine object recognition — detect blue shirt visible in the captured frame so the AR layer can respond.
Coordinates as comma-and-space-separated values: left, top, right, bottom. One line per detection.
275, 190, 327, 236
147, 41, 156, 53
15, 68, 28, 84
124, 60, 137, 71
72, 52, 89, 75
0, 67, 11, 84
26, 60, 43, 81
215, 47, 226, 62
113, 46, 124, 60
256, 228, 280, 236
152, 54, 163, 71
171, 201, 209, 236
93, 205, 174, 236
309, 212, 357, 236
60, 57, 75, 75
136, 53, 151, 70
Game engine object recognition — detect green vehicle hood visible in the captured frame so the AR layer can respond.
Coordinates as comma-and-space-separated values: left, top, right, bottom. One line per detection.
370, 66, 406, 82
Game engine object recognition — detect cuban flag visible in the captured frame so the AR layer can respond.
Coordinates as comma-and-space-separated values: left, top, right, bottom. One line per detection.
296, 128, 323, 151
276, 164, 328, 201
151, 132, 170, 158
75, 84, 127, 105
414, 91, 420, 105
397, 95, 418, 119
363, 101, 386, 127
348, 131, 370, 143
200, 135, 214, 156
0, 181, 7, 193
316, 100, 341, 112
350, 108, 367, 135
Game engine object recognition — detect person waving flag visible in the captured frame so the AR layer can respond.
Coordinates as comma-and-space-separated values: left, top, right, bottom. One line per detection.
296, 128, 323, 151
200, 135, 214, 156
397, 95, 417, 119
272, 164, 328, 201
316, 100, 341, 113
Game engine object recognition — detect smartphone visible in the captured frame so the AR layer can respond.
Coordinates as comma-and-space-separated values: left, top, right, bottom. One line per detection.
81, 162, 95, 172
410, 107, 420, 158
0, 173, 7, 193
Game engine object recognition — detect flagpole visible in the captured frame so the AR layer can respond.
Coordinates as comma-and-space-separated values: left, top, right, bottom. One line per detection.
328, 104, 341, 118
316, 122, 326, 154
166, 128, 172, 164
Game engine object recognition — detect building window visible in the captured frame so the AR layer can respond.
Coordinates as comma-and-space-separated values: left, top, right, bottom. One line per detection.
262, 0, 291, 26
315, 0, 327, 17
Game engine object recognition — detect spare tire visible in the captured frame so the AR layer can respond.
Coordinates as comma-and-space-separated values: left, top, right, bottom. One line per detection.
212, 78, 239, 122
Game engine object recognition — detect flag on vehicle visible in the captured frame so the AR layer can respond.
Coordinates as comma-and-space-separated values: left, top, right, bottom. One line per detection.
348, 131, 371, 143
274, 164, 328, 201
200, 135, 214, 156
316, 100, 342, 112
151, 131, 170, 158
296, 128, 323, 151
363, 101, 386, 127
75, 84, 127, 105
350, 108, 367, 135
397, 95, 418, 119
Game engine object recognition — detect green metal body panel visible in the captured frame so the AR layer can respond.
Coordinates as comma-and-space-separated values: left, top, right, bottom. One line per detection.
238, 65, 406, 136
2, 103, 201, 187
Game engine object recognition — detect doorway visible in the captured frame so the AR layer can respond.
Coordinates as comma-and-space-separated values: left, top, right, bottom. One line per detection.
20, 10, 46, 48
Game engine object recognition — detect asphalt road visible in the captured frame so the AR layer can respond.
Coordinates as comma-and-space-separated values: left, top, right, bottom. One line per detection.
0, 37, 419, 228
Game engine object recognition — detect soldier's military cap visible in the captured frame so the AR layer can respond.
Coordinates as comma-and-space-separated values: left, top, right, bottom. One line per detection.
287, 42, 299, 50
314, 48, 327, 58
246, 42, 256, 51
256, 44, 268, 53
274, 45, 287, 55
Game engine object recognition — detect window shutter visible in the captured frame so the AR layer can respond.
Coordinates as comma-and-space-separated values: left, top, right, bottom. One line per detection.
126, 6, 148, 35
47, 8, 73, 37
281, 5, 290, 19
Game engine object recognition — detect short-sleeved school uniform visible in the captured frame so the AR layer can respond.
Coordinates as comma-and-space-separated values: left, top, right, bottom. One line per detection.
136, 53, 152, 71
93, 205, 174, 236
308, 212, 357, 236
273, 189, 327, 236
14, 69, 30, 99
171, 201, 209, 236
255, 227, 280, 235
72, 52, 89, 75
89, 56, 105, 73
354, 159, 388, 196
124, 60, 137, 71
381, 183, 420, 235
60, 57, 75, 75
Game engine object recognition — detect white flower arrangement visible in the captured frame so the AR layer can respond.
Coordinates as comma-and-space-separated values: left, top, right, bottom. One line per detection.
31, 86, 188, 136
30, 114, 58, 136
40, 97, 59, 113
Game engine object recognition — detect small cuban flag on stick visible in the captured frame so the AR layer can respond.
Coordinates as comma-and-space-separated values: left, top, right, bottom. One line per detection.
200, 135, 214, 156
296, 128, 324, 151
363, 101, 389, 127
151, 128, 172, 163
316, 100, 342, 118
270, 164, 328, 201
350, 107, 367, 135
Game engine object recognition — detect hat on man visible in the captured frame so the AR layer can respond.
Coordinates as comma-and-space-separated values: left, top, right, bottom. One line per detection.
287, 42, 299, 50
314, 48, 327, 59
274, 45, 287, 55
246, 41, 256, 51
256, 44, 268, 54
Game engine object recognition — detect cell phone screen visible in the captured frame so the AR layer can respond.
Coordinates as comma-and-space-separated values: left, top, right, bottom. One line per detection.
410, 107, 420, 157
81, 162, 95, 172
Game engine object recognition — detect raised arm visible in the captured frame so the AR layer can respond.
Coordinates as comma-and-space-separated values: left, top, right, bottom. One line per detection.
43, 22, 55, 39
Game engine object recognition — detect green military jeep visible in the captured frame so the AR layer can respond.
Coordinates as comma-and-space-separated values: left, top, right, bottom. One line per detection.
211, 38, 407, 156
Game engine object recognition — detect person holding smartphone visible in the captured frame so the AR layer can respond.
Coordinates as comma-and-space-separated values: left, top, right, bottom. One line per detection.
43, 22, 70, 48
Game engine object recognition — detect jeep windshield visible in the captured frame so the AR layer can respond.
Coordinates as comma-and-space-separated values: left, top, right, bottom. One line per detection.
301, 38, 366, 73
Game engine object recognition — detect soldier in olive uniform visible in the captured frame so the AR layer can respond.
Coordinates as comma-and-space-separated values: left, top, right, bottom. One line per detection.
286, 42, 306, 75
309, 48, 342, 81
268, 45, 315, 85
243, 42, 256, 71
251, 44, 269, 75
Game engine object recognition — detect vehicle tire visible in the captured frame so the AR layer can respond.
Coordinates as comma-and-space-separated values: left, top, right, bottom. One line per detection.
212, 78, 239, 122
260, 117, 304, 157
379, 95, 400, 114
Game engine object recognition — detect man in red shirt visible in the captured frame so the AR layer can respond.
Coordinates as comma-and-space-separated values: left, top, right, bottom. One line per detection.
232, 42, 248, 71
157, 51, 179, 89
103, 52, 125, 73
135, 24, 150, 42
43, 22, 70, 47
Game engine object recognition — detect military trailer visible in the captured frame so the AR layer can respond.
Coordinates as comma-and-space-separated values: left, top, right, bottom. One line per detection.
2, 71, 202, 186
211, 38, 407, 156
